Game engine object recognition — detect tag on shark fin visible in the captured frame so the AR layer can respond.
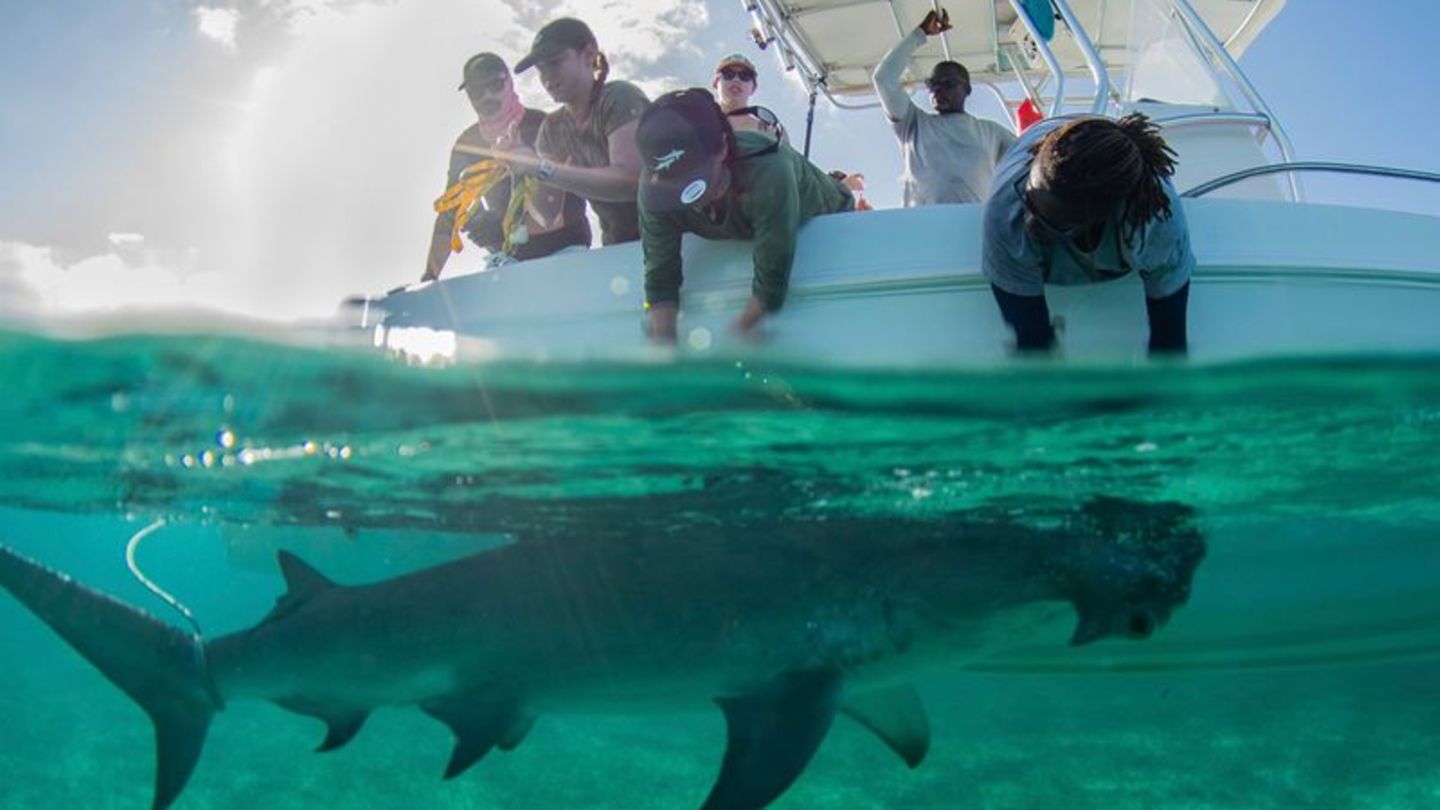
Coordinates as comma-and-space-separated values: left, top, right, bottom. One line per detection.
703, 669, 842, 810
421, 696, 530, 780
276, 700, 369, 752
840, 685, 931, 768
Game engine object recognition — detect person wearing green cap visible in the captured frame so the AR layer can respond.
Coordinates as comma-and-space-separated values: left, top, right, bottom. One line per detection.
422, 52, 590, 281
636, 89, 855, 341
506, 18, 651, 246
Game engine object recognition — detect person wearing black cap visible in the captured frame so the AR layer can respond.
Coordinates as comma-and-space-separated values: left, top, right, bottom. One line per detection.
422, 52, 590, 281
638, 89, 855, 341
506, 18, 650, 246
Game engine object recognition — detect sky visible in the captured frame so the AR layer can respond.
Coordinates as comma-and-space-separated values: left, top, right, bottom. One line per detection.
0, 0, 1435, 321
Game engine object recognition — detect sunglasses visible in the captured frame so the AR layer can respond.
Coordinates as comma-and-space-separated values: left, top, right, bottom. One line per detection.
717, 67, 756, 83
465, 75, 508, 96
728, 105, 779, 127
926, 77, 966, 91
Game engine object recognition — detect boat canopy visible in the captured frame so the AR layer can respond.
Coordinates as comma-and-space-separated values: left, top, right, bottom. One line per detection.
744, 0, 1286, 107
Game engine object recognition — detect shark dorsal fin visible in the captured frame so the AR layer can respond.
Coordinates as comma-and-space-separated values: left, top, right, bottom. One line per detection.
255, 551, 339, 629
277, 550, 336, 599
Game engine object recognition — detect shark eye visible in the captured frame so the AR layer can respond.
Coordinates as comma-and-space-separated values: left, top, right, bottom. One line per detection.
1127, 610, 1155, 639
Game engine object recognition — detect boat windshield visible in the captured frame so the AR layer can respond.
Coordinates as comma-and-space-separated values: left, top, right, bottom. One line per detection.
1121, 0, 1236, 110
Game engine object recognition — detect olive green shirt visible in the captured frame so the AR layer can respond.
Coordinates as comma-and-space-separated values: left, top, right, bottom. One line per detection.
535, 81, 650, 245
642, 131, 855, 312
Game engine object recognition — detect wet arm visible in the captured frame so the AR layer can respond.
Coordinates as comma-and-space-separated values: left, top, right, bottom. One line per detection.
642, 209, 686, 308
749, 174, 803, 312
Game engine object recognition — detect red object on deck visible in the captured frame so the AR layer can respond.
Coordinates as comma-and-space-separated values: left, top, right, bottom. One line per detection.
1016, 98, 1044, 132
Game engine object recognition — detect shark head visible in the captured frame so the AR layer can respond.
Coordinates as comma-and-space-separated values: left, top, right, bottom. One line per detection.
1053, 497, 1207, 646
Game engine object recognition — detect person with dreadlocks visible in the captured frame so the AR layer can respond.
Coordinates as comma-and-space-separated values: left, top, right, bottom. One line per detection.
983, 114, 1194, 354
637, 89, 856, 341
506, 18, 650, 246
873, 7, 1017, 207
422, 52, 590, 281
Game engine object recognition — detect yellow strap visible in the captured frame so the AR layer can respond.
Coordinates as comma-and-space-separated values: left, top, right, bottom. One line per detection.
501, 176, 538, 254
433, 160, 508, 254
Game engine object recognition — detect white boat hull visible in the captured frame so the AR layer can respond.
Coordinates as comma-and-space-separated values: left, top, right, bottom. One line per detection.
366, 200, 1440, 367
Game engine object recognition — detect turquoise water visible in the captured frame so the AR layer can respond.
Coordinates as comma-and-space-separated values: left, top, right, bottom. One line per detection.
1, 325, 1439, 808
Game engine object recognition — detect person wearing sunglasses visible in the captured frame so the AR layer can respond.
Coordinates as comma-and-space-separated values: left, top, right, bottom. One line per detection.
982, 114, 1194, 354
422, 52, 590, 281
500, 18, 650, 246
636, 89, 855, 341
711, 53, 787, 144
872, 8, 1017, 207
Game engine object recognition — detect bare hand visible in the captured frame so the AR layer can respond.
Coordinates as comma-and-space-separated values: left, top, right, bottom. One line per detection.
647, 302, 679, 344
501, 144, 541, 177
919, 8, 951, 36
731, 296, 768, 337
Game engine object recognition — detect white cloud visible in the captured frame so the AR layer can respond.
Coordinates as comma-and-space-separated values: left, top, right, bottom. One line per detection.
0, 239, 262, 318
509, 0, 710, 76
7, 0, 718, 323
195, 7, 242, 52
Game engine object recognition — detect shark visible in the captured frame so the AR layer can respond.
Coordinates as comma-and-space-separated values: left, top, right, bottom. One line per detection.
0, 497, 1204, 810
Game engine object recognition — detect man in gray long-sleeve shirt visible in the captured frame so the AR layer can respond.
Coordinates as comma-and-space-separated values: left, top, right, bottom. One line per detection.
873, 8, 1017, 206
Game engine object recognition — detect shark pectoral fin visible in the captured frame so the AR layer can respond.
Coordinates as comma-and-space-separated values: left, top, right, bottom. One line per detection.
421, 696, 530, 779
702, 669, 842, 810
840, 685, 931, 768
275, 700, 370, 752
496, 713, 536, 752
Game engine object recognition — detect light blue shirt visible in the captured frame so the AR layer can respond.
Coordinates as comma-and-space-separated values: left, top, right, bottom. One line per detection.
982, 118, 1194, 298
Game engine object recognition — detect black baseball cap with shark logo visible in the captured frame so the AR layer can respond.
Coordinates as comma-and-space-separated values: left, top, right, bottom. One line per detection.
514, 18, 598, 73
636, 89, 730, 211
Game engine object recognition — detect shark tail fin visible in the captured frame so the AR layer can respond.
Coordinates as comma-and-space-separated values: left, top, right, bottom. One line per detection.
0, 544, 220, 810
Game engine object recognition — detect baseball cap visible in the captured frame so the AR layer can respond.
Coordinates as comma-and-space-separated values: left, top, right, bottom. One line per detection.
714, 52, 758, 73
458, 52, 508, 91
636, 89, 731, 211
514, 18, 598, 73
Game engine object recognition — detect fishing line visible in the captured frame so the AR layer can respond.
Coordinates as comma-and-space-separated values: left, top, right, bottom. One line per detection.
125, 518, 206, 641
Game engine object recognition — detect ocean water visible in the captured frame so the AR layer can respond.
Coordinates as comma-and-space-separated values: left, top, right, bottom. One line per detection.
1, 324, 1438, 809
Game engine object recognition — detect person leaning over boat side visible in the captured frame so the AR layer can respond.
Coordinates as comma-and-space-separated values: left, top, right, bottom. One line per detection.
873, 8, 1017, 206
503, 18, 649, 246
638, 89, 855, 341
711, 52, 787, 144
422, 53, 591, 281
982, 114, 1194, 354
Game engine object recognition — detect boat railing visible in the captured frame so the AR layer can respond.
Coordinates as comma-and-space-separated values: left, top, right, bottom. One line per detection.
1182, 162, 1440, 199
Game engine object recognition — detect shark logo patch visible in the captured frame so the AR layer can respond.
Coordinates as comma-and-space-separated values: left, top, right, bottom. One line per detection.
651, 149, 685, 172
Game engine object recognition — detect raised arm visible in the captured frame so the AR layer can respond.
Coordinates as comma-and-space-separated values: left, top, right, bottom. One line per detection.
873, 9, 950, 123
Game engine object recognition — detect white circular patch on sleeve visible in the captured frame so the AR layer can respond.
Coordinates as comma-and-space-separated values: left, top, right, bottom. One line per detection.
681, 180, 708, 204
